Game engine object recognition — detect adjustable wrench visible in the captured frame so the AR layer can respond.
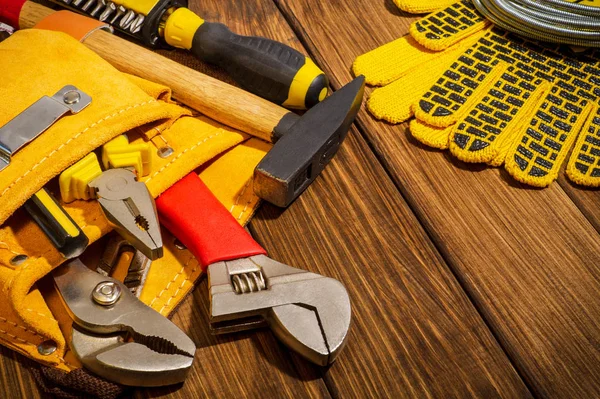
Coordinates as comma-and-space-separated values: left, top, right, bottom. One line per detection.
156, 173, 351, 365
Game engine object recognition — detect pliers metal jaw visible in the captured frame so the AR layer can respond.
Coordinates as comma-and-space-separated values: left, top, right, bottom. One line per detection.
52, 259, 196, 387
89, 168, 163, 260
208, 255, 352, 366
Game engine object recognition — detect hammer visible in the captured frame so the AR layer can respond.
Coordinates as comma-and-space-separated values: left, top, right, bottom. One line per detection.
4, 1, 365, 207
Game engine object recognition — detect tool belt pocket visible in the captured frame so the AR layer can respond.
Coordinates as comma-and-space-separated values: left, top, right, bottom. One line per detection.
0, 28, 268, 371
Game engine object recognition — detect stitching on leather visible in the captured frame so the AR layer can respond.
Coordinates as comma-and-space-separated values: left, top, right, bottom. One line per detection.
228, 178, 255, 221
158, 258, 200, 315
154, 129, 168, 144
229, 179, 251, 213
8, 257, 37, 290
0, 100, 157, 200
0, 317, 68, 366
26, 309, 54, 320
57, 356, 75, 368
144, 130, 223, 184
0, 327, 31, 344
0, 316, 44, 338
54, 355, 77, 369
237, 195, 254, 221
0, 241, 20, 256
149, 254, 195, 309
149, 127, 168, 143
149, 264, 185, 308
0, 326, 68, 367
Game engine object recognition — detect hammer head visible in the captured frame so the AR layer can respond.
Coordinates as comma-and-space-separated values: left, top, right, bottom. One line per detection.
254, 76, 365, 207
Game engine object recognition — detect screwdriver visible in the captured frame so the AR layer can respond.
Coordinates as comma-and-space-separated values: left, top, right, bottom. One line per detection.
50, 0, 329, 110
24, 188, 89, 259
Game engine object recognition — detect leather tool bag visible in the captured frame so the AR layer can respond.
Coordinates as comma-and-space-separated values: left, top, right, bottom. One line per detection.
0, 28, 270, 381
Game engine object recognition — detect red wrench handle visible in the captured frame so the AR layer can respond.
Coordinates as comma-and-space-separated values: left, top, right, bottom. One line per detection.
156, 173, 266, 269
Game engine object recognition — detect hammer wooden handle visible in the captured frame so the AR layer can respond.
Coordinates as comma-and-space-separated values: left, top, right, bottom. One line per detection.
19, 1, 291, 143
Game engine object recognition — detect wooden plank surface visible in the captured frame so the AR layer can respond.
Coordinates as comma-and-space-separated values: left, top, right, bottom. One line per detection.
275, 0, 600, 397
249, 131, 529, 398
135, 277, 329, 399
4, 0, 588, 397
0, 347, 42, 399
181, 0, 529, 397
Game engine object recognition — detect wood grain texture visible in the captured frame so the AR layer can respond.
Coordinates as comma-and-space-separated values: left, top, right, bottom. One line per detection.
250, 130, 530, 398
0, 0, 538, 398
134, 278, 329, 399
276, 0, 600, 397
186, 0, 529, 397
559, 172, 600, 236
0, 346, 42, 399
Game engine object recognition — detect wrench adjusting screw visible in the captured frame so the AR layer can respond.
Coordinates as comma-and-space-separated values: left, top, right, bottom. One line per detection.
93, 281, 122, 306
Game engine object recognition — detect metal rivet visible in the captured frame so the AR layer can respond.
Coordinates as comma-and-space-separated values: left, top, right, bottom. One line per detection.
174, 239, 187, 250
37, 340, 57, 356
93, 281, 122, 306
63, 90, 81, 105
157, 146, 174, 158
10, 254, 28, 266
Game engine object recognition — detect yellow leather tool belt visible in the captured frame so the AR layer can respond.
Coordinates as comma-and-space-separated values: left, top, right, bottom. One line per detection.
0, 29, 270, 371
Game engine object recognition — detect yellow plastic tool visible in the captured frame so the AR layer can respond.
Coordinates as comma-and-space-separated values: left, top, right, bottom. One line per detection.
60, 136, 151, 203
102, 135, 152, 176
59, 153, 103, 203
47, 0, 328, 109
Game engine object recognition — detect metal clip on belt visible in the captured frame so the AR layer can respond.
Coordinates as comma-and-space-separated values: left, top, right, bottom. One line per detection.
0, 86, 92, 258
0, 85, 91, 171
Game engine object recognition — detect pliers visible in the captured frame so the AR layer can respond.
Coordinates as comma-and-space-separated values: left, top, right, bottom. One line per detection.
59, 137, 162, 260
156, 173, 352, 366
50, 258, 196, 386
90, 168, 162, 260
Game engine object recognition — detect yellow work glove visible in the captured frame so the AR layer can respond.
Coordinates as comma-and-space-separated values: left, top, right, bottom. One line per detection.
394, 0, 457, 14
354, 0, 600, 187
353, 0, 490, 124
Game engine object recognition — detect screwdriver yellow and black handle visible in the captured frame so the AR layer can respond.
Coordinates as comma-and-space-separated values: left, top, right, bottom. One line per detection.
160, 7, 328, 109
45, 0, 328, 109
24, 189, 89, 259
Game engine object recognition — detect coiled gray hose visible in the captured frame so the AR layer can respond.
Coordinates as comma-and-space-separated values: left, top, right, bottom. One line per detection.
472, 0, 600, 47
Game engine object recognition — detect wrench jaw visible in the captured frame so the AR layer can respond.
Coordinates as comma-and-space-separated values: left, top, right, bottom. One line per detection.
269, 278, 351, 366
208, 255, 351, 366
